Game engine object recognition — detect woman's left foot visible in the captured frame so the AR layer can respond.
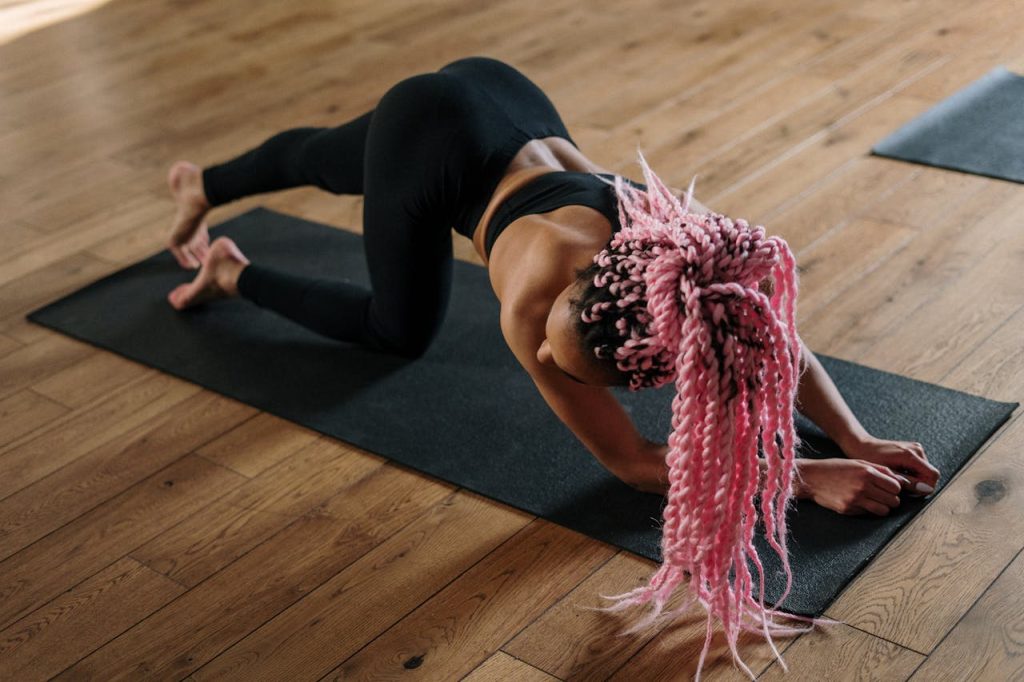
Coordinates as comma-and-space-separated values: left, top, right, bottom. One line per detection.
167, 160, 212, 270
168, 237, 250, 310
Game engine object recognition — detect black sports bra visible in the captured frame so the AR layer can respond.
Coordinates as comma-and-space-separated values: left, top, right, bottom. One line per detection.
483, 171, 648, 259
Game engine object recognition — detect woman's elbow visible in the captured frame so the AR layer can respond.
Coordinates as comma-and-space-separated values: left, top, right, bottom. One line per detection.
629, 473, 669, 496
622, 452, 670, 496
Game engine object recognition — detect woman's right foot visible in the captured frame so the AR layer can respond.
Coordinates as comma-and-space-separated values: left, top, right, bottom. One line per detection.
167, 160, 212, 269
168, 237, 250, 310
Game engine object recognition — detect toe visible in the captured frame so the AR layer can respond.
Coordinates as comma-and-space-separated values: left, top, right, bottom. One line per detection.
170, 246, 191, 270
168, 283, 189, 309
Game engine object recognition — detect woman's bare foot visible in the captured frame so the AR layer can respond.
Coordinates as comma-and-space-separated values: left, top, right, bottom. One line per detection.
167, 160, 212, 269
168, 237, 250, 310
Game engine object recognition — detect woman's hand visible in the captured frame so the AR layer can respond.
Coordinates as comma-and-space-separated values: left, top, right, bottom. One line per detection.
794, 458, 910, 516
840, 435, 940, 497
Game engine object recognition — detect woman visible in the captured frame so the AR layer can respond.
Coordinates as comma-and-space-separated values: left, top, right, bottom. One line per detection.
165, 56, 940, 678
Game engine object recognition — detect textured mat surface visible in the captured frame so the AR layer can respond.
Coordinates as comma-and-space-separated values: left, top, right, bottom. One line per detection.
872, 65, 1024, 182
26, 207, 1017, 616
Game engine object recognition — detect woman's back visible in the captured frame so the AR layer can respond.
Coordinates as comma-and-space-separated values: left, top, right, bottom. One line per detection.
469, 137, 625, 308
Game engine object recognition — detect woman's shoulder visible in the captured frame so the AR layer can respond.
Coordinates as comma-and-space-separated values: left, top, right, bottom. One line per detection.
497, 244, 565, 322
488, 212, 562, 294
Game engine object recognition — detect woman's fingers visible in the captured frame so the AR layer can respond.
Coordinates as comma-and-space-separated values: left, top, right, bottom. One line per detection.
868, 465, 904, 494
864, 466, 907, 512
909, 444, 937, 481
866, 481, 902, 510
171, 245, 197, 269
853, 499, 891, 516
169, 245, 182, 266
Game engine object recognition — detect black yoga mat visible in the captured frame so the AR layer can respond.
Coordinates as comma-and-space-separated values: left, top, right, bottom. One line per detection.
871, 65, 1024, 183
26, 208, 1017, 617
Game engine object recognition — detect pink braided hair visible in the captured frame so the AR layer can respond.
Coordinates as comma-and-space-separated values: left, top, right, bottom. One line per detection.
581, 150, 841, 680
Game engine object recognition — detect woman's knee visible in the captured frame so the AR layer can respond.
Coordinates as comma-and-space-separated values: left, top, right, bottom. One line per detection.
362, 307, 440, 359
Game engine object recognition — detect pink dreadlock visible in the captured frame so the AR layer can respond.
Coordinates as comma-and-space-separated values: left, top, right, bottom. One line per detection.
580, 150, 841, 681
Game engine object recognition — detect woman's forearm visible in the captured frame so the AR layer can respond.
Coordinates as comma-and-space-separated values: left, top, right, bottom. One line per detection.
795, 340, 870, 453
633, 447, 807, 499
631, 341, 871, 495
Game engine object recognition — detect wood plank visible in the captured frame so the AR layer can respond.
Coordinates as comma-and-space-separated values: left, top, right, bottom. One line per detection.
130, 498, 300, 592
0, 372, 199, 501
758, 156, 918, 252
0, 332, 21, 358
361, 0, 538, 47
104, 42, 397, 172
2, 317, 58, 346
758, 623, 924, 680
0, 333, 96, 404
0, 1, 185, 90
898, 0, 1024, 100
597, 71, 836, 178
825, 415, 1024, 653
54, 465, 462, 680
807, 0, 985, 79
799, 178, 1024, 357
189, 489, 535, 680
606, 593, 802, 680
543, 0, 820, 103
0, 222, 44, 254
1, 32, 372, 169
0, 251, 119, 324
910, 544, 1024, 680
856, 227, 1024, 381
32, 351, 148, 409
195, 411, 321, 478
0, 454, 246, 630
0, 193, 174, 285
0, 102, 147, 182
569, 6, 854, 131
0, 557, 184, 681
793, 216, 917, 326
134, 438, 381, 588
321, 521, 615, 680
942, 305, 1024, 403
662, 43, 948, 202
0, 389, 254, 561
5, 158, 152, 234
502, 552, 671, 679
903, 48, 1020, 103
463, 651, 561, 682
707, 93, 943, 228
0, 388, 69, 446
859, 167, 992, 230
845, 0, 940, 21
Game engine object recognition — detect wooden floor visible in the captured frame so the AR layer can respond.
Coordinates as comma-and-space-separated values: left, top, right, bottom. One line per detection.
2, 0, 1023, 679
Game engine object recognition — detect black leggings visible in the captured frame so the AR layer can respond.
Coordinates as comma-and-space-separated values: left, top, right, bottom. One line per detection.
200, 56, 576, 358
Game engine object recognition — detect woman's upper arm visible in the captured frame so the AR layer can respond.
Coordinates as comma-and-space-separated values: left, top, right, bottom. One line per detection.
501, 310, 652, 485
530, 364, 653, 485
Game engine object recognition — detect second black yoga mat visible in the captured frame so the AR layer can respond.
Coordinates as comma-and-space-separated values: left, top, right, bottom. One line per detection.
26, 207, 1017, 617
871, 65, 1024, 183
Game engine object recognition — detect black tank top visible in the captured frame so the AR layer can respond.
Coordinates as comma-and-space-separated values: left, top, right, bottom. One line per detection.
483, 171, 648, 259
